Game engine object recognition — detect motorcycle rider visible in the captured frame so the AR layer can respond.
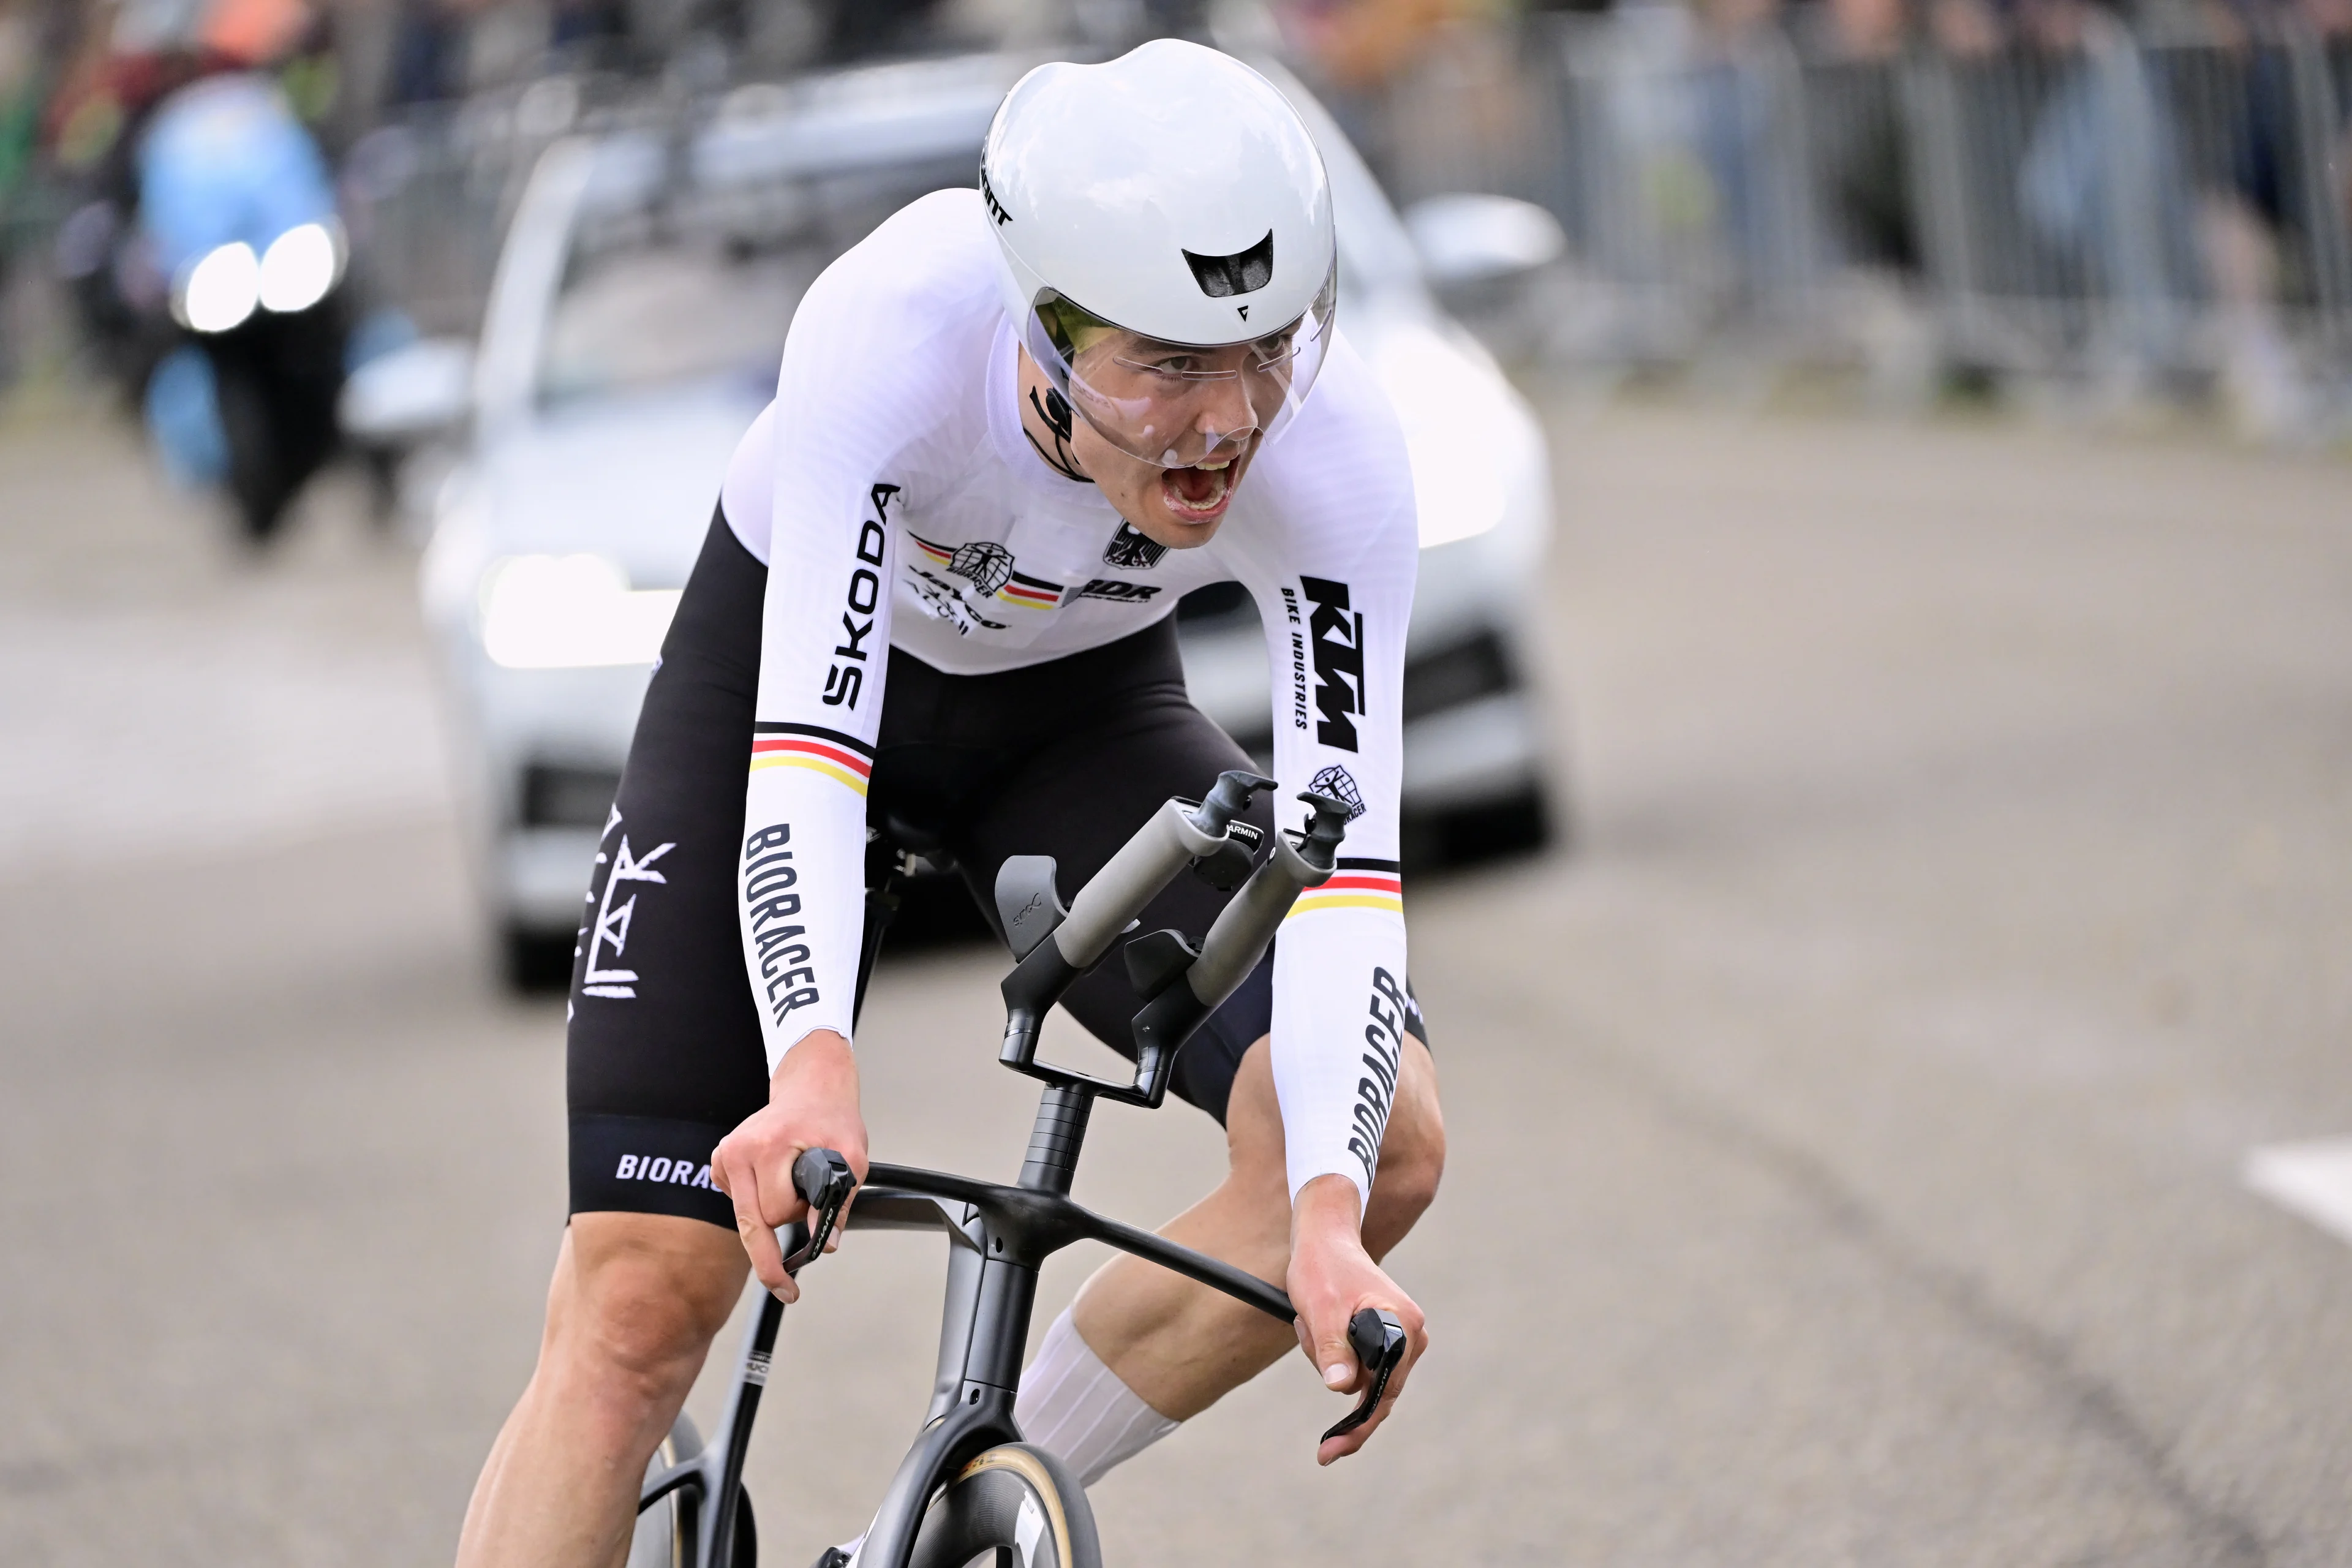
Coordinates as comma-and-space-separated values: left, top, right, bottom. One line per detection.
51, 0, 349, 542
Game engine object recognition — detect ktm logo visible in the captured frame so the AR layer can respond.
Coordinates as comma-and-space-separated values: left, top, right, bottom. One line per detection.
1300, 576, 1365, 752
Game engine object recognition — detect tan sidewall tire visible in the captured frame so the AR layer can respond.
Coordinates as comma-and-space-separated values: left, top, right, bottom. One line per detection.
907, 1442, 1103, 1568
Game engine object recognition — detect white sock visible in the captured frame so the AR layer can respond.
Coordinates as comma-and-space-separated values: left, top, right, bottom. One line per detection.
1014, 1307, 1180, 1487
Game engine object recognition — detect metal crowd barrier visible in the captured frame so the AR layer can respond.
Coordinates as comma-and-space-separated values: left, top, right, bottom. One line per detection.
15, 24, 2351, 415
1365, 11, 2352, 409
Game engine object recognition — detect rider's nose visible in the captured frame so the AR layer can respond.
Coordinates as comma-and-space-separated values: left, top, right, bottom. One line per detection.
1192, 372, 1257, 442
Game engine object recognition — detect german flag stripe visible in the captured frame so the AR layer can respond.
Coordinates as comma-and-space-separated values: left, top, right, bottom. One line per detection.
911, 537, 954, 565
750, 752, 870, 796
752, 736, 872, 777
1313, 874, 1401, 893
1287, 867, 1403, 919
748, 731, 873, 796
997, 581, 1060, 607
750, 722, 873, 759
1286, 892, 1404, 917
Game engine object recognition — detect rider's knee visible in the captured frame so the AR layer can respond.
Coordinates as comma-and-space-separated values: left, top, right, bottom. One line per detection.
556, 1216, 744, 1397
1373, 1105, 1444, 1219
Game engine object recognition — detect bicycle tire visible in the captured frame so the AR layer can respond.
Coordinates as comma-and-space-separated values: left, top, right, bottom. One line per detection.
906, 1443, 1101, 1568
211, 361, 292, 543
630, 1411, 703, 1568
627, 1413, 756, 1568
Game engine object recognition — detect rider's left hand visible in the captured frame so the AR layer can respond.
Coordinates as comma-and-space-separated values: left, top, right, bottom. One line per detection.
1286, 1174, 1428, 1465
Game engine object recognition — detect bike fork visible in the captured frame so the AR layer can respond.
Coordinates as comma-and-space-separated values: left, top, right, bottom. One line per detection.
703, 1290, 785, 1566
639, 1265, 791, 1567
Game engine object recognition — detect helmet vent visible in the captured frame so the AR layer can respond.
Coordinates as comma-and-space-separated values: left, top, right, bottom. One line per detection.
1182, 232, 1275, 298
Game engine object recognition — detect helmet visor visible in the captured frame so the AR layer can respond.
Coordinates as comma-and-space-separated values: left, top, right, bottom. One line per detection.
1020, 260, 1338, 469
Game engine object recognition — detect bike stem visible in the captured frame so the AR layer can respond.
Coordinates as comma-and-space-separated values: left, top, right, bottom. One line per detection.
1020, 1082, 1093, 1195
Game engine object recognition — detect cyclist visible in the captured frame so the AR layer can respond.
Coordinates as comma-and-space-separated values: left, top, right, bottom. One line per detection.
455, 40, 1444, 1567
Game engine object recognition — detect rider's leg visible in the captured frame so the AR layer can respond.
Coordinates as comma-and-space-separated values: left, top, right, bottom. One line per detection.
456, 1213, 748, 1568
1048, 1030, 1442, 1424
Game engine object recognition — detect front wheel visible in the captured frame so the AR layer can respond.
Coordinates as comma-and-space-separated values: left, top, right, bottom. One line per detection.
908, 1444, 1101, 1568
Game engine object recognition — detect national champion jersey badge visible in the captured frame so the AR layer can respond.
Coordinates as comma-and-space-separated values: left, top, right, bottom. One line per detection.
949, 541, 1014, 595
1102, 521, 1167, 571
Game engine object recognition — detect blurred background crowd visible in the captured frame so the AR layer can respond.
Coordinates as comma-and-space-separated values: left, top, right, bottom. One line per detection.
7, 0, 2352, 455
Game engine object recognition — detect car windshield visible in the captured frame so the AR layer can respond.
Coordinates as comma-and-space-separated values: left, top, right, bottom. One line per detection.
537, 155, 970, 407
538, 236, 809, 406
530, 58, 1414, 410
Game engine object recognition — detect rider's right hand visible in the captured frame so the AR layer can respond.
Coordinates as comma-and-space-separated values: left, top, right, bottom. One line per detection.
710, 1029, 869, 1303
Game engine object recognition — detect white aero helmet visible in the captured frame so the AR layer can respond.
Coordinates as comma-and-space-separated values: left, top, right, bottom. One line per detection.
981, 40, 1339, 469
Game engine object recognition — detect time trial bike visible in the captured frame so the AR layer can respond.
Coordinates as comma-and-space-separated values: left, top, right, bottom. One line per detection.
628, 770, 1408, 1568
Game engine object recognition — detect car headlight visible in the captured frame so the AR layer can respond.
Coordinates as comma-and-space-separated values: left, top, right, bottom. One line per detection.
257, 221, 343, 314
1372, 323, 1515, 548
1404, 413, 1512, 549
175, 242, 260, 333
478, 554, 681, 669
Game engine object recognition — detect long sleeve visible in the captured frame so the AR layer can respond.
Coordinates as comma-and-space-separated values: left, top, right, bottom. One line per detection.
1236, 335, 1419, 1207
735, 463, 898, 1069
731, 195, 978, 1072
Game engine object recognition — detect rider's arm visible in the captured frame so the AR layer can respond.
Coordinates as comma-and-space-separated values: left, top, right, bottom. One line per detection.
1234, 334, 1419, 1215
728, 224, 959, 1072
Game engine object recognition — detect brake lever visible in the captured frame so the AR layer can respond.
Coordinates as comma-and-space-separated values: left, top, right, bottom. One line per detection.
779, 1147, 857, 1275
1320, 1308, 1408, 1442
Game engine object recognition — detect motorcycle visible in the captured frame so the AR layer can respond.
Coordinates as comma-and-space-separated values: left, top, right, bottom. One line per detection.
136, 70, 349, 543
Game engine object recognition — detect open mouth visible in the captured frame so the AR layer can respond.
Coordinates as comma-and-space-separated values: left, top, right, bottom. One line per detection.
1159, 458, 1237, 521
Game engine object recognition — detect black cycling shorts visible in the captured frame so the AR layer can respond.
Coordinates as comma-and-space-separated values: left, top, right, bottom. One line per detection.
567, 510, 1427, 1229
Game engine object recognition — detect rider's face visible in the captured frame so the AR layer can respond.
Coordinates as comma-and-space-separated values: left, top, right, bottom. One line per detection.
1016, 346, 1264, 550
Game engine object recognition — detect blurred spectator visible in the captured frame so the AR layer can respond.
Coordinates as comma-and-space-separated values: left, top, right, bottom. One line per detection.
1278, 0, 1461, 91
1690, 0, 1817, 311
1275, 0, 1539, 202
0, 0, 59, 386
2189, 0, 2352, 434
1928, 0, 2005, 51
1796, 0, 1921, 275
2012, 0, 2200, 374
549, 0, 633, 69
810, 0, 951, 62
385, 0, 469, 106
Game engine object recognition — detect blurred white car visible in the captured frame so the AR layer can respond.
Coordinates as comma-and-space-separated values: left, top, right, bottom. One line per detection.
374, 53, 1559, 982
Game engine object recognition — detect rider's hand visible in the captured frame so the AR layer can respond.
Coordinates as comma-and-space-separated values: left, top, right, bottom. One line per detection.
1287, 1174, 1428, 1465
709, 1029, 868, 1303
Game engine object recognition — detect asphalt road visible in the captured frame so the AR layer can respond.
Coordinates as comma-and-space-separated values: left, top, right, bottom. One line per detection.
3, 404, 2349, 1567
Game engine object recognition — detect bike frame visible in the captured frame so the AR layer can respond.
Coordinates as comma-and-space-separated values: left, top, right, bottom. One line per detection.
642, 776, 1357, 1568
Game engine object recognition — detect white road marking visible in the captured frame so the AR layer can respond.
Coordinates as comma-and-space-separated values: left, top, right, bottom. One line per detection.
2243, 1139, 2352, 1248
